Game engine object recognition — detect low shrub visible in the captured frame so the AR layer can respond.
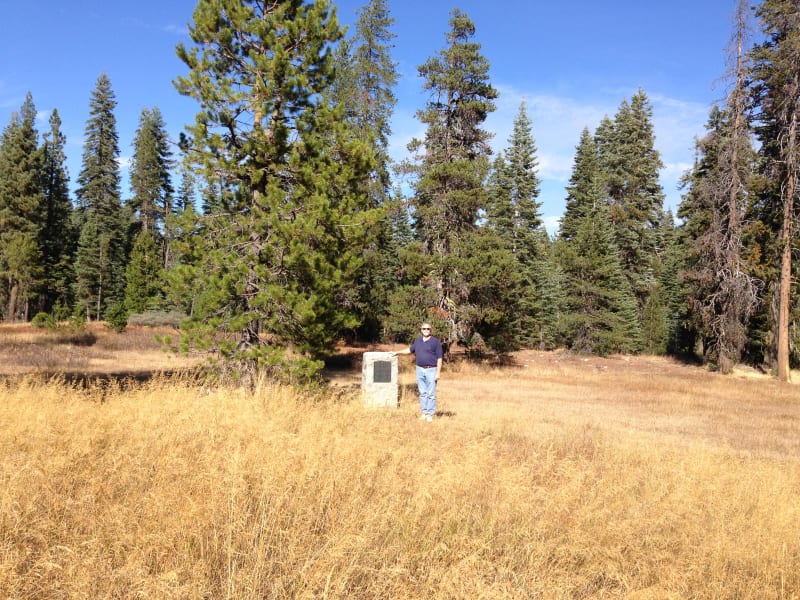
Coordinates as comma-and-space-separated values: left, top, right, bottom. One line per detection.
127, 310, 187, 328
105, 302, 128, 333
31, 312, 56, 330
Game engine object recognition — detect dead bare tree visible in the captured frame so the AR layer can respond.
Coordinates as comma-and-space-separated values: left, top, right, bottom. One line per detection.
685, 0, 760, 373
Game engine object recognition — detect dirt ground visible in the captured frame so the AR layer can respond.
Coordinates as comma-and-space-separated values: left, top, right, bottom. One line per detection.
329, 343, 800, 460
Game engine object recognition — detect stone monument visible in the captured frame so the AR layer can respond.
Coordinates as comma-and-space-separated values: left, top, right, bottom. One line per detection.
362, 351, 399, 408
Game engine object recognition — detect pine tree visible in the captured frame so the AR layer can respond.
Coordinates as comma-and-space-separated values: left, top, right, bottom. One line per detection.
486, 152, 513, 234
331, 0, 399, 340
162, 202, 204, 317
558, 121, 642, 355
497, 101, 542, 254
74, 74, 126, 320
412, 9, 497, 245
747, 0, 800, 380
528, 235, 566, 350
558, 202, 642, 355
129, 107, 174, 237
174, 132, 197, 214
560, 127, 602, 241
0, 93, 44, 321
125, 229, 163, 313
600, 90, 666, 311
335, 0, 397, 203
125, 106, 175, 313
38, 109, 76, 315
389, 9, 517, 350
642, 210, 685, 355
675, 1, 759, 372
486, 101, 550, 348
174, 0, 379, 381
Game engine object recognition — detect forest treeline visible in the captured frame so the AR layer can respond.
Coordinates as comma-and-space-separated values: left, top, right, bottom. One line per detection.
0, 0, 798, 382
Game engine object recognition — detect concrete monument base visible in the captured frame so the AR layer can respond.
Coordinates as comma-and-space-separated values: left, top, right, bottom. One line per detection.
362, 351, 399, 408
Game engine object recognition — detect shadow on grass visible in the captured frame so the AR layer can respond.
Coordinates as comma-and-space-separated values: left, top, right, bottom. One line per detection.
0, 368, 204, 399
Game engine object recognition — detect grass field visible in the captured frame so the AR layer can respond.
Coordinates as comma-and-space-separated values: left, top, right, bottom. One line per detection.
1, 323, 799, 598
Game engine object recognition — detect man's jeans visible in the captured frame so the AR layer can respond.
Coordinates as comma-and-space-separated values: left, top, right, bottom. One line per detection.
416, 366, 437, 416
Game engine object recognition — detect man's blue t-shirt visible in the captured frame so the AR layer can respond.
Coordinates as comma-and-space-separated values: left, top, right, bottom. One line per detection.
409, 336, 444, 367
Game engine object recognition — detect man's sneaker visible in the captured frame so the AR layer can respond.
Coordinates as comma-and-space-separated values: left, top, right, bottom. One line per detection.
426, 415, 433, 422
418, 414, 427, 420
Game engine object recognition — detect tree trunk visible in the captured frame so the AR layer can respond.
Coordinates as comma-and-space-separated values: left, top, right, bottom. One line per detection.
7, 281, 18, 322
777, 108, 797, 382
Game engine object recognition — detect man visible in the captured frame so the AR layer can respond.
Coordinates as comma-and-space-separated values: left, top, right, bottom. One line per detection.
394, 322, 443, 422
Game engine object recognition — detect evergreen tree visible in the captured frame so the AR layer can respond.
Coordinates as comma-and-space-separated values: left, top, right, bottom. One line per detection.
73, 214, 102, 317
74, 74, 126, 320
126, 106, 175, 312
174, 0, 379, 381
389, 9, 517, 350
335, 0, 397, 203
675, 1, 759, 372
486, 152, 513, 234
162, 202, 204, 317
528, 235, 566, 350
602, 90, 666, 309
559, 121, 642, 355
0, 93, 44, 321
486, 101, 550, 347
446, 228, 524, 353
125, 229, 163, 313
497, 101, 542, 254
174, 132, 197, 214
129, 106, 174, 237
560, 127, 602, 241
642, 210, 685, 355
558, 202, 642, 355
38, 109, 76, 315
747, 0, 800, 380
331, 0, 399, 340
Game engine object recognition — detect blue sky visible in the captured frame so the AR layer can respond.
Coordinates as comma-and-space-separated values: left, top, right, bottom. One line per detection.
1, 0, 744, 233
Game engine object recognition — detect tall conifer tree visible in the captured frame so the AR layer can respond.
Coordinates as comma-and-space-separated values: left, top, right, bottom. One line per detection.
601, 90, 666, 310
679, 105, 759, 370
0, 93, 44, 321
390, 10, 519, 349
130, 107, 174, 237
74, 74, 126, 320
335, 0, 397, 203
38, 109, 76, 315
747, 0, 800, 380
332, 0, 399, 339
125, 106, 174, 313
561, 127, 602, 242
125, 229, 163, 313
174, 0, 379, 381
486, 101, 553, 347
677, 1, 759, 371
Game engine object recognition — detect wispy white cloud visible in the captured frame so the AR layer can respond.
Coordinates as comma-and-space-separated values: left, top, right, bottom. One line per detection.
164, 24, 188, 36
35, 110, 51, 125
0, 80, 25, 111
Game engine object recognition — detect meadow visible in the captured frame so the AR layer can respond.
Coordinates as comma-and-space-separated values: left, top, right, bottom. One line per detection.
1, 323, 799, 599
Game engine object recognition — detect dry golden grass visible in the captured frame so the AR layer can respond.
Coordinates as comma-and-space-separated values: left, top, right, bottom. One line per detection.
1, 332, 799, 598
0, 322, 198, 376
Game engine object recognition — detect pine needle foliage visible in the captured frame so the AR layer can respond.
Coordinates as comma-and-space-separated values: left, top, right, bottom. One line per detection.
173, 0, 380, 383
